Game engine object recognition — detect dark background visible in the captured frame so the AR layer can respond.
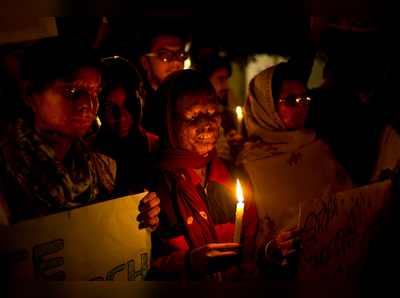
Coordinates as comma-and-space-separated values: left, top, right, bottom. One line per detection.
54, 17, 400, 63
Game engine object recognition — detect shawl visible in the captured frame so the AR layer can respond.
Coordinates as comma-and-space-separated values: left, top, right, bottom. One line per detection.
0, 119, 115, 222
370, 124, 400, 183
238, 65, 356, 249
148, 69, 222, 249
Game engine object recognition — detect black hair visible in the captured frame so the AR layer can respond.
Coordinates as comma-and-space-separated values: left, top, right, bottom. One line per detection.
136, 24, 189, 57
168, 69, 216, 108
20, 36, 101, 92
192, 54, 232, 78
99, 56, 146, 129
271, 62, 306, 106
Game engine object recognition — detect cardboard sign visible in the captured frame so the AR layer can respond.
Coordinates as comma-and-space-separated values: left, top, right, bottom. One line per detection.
297, 180, 392, 281
0, 193, 151, 281
0, 17, 58, 44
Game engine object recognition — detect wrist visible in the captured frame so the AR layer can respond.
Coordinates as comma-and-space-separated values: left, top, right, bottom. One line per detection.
265, 239, 283, 265
185, 249, 202, 281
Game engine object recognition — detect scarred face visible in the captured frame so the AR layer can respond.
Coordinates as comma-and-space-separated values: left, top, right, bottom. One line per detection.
99, 84, 134, 138
172, 92, 221, 154
276, 79, 309, 130
30, 67, 101, 139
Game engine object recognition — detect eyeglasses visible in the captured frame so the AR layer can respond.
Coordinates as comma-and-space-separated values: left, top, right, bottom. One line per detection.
277, 93, 311, 107
144, 51, 189, 62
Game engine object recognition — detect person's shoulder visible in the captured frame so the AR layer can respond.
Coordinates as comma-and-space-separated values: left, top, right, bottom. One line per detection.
138, 125, 160, 152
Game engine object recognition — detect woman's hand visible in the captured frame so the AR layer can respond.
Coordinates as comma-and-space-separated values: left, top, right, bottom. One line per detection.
226, 129, 246, 146
137, 192, 160, 231
377, 169, 397, 183
268, 227, 304, 266
189, 243, 244, 274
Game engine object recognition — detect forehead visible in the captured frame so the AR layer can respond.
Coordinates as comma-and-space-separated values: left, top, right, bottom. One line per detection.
58, 67, 101, 84
210, 67, 229, 80
174, 93, 217, 112
279, 79, 307, 97
150, 35, 183, 52
105, 84, 126, 102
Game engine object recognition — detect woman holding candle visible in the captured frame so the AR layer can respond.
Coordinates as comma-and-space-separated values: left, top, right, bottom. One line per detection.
145, 69, 260, 281
237, 62, 355, 280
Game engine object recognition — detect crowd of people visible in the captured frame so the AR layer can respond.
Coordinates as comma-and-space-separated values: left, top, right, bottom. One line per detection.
0, 17, 399, 281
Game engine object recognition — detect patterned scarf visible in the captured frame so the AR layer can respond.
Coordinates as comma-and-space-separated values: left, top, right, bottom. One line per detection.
1, 119, 115, 220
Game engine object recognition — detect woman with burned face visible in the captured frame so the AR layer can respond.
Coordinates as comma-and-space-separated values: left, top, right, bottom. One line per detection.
145, 69, 260, 281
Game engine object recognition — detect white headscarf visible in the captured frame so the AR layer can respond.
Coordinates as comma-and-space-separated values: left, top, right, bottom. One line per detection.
238, 65, 355, 249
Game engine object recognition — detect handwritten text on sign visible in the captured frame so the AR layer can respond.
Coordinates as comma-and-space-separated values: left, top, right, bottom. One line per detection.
297, 180, 392, 281
0, 193, 151, 281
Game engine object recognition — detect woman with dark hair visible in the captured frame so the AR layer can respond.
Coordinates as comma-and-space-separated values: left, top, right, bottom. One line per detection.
0, 37, 159, 229
237, 62, 355, 280
86, 56, 159, 197
144, 69, 260, 281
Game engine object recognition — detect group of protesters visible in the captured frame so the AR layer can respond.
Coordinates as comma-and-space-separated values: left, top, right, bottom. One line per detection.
0, 17, 399, 281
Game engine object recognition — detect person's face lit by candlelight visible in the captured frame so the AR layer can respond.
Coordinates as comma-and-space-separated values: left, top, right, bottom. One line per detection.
172, 91, 221, 154
140, 35, 185, 90
99, 84, 134, 138
21, 67, 101, 140
276, 79, 310, 130
209, 67, 230, 103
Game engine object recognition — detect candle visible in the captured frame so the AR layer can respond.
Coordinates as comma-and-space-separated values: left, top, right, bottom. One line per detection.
233, 179, 244, 243
236, 106, 243, 136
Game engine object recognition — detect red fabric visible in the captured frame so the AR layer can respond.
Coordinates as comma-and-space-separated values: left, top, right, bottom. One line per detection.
150, 159, 260, 280
150, 147, 220, 248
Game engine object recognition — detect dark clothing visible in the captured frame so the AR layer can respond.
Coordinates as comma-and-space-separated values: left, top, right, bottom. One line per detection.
220, 106, 237, 135
141, 84, 161, 136
87, 125, 159, 195
305, 86, 386, 187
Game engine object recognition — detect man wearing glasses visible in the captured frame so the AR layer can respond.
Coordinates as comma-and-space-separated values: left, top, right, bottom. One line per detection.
138, 26, 189, 135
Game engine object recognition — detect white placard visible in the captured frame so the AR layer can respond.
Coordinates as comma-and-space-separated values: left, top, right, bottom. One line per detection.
0, 193, 151, 281
297, 180, 392, 281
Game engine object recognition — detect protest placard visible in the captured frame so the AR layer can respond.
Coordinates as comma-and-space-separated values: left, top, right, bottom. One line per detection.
0, 193, 151, 281
297, 180, 392, 281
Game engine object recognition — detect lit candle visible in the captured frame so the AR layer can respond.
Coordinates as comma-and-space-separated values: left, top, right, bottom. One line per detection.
236, 106, 243, 136
233, 179, 244, 243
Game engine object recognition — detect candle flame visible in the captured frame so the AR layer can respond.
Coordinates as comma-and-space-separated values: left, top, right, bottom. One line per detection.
236, 106, 243, 117
236, 179, 244, 204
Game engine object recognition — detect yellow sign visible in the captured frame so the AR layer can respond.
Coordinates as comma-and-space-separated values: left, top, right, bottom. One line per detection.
0, 193, 151, 281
